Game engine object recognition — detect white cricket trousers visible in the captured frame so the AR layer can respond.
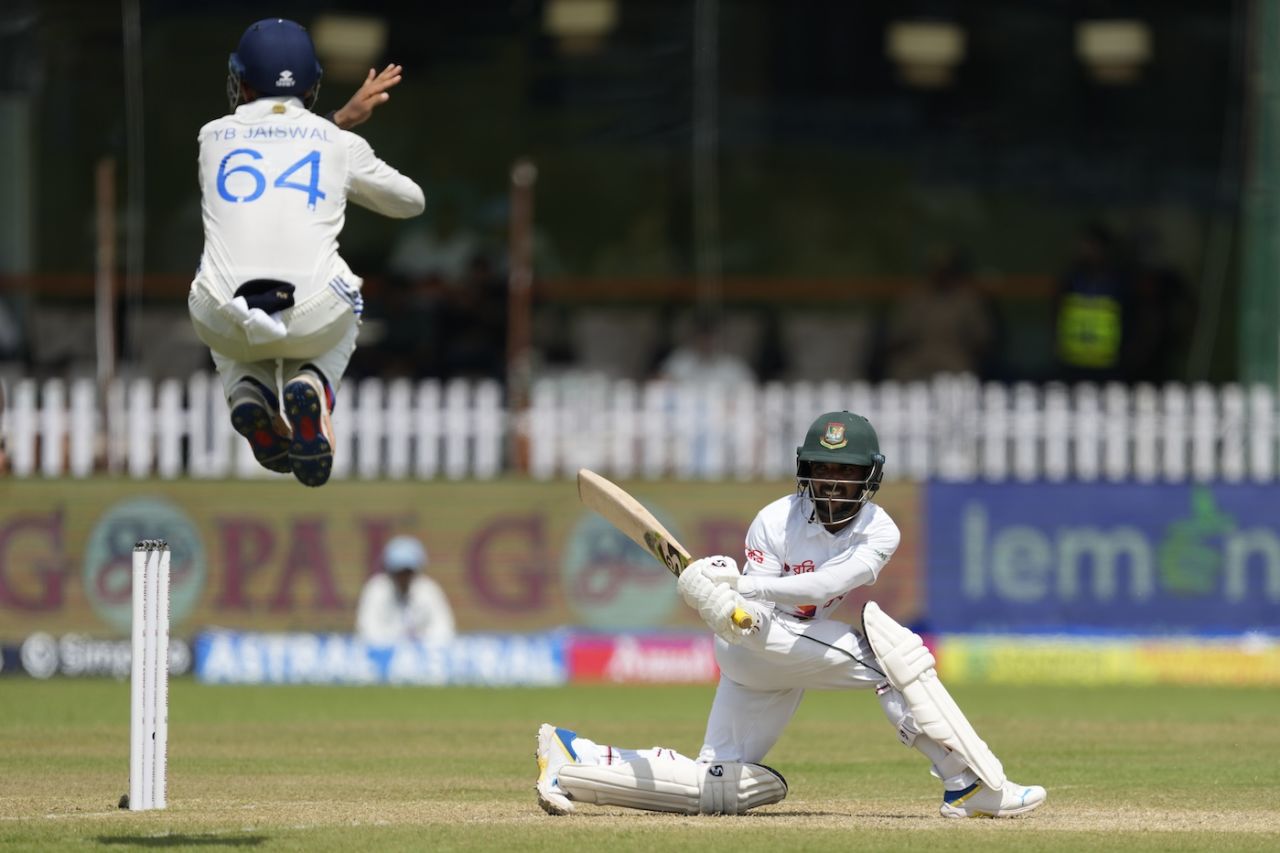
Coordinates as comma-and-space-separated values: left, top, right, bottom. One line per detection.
698, 611, 981, 790
699, 614, 884, 764
188, 276, 360, 399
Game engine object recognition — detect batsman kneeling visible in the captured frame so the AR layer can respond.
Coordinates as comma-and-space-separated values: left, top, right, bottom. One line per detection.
536, 411, 1046, 819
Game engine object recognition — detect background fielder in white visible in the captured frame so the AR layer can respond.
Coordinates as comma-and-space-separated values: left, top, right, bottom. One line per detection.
356, 535, 457, 646
537, 411, 1046, 819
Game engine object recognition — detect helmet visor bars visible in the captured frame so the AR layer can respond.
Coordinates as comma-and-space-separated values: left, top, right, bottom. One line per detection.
798, 463, 879, 525
226, 56, 244, 111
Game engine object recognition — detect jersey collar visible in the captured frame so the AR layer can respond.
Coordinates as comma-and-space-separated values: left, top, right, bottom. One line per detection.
235, 96, 305, 119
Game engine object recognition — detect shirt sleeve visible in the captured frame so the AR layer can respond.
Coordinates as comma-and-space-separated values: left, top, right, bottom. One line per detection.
344, 133, 425, 218
355, 577, 396, 645
739, 519, 900, 606
413, 578, 457, 643
739, 512, 786, 581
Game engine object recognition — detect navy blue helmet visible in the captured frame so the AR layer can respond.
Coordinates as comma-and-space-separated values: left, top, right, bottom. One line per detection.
227, 18, 323, 111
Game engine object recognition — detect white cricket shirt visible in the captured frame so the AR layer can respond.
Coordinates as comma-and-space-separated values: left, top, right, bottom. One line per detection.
355, 573, 457, 646
195, 96, 424, 302
737, 493, 901, 620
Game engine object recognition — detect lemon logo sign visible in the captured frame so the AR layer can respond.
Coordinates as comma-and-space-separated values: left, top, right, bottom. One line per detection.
1158, 488, 1236, 597
83, 498, 205, 634
562, 512, 679, 629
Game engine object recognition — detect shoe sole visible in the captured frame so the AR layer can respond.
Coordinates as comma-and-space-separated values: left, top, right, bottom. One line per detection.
283, 379, 333, 487
535, 786, 572, 816
230, 399, 291, 474
941, 797, 1045, 819
535, 725, 573, 815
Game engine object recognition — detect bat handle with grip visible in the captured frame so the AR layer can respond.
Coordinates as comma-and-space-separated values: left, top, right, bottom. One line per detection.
731, 607, 754, 630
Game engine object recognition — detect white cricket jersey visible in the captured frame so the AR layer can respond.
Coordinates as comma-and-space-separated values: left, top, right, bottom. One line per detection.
195, 96, 424, 302
355, 573, 457, 646
736, 494, 900, 621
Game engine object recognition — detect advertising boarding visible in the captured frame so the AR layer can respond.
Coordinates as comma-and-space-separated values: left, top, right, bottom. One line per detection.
0, 479, 924, 642
927, 482, 1280, 634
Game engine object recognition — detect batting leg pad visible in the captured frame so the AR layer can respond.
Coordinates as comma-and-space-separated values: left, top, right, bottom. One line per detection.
862, 601, 1006, 789
558, 760, 787, 815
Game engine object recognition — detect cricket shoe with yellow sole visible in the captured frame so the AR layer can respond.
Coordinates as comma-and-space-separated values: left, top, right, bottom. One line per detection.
535, 723, 579, 815
940, 780, 1046, 818
282, 369, 335, 487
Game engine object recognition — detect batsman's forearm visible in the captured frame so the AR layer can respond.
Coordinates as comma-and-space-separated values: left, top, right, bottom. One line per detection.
739, 561, 875, 606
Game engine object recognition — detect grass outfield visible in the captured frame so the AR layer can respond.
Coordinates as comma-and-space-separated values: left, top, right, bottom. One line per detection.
1, 681, 1277, 852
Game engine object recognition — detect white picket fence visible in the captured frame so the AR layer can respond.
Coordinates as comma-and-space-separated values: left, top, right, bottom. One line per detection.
3, 372, 1279, 482
3, 374, 504, 481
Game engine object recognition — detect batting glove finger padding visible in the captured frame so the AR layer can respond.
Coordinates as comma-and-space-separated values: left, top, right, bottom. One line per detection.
702, 584, 752, 645
691, 554, 741, 589
677, 563, 716, 608
680, 564, 755, 644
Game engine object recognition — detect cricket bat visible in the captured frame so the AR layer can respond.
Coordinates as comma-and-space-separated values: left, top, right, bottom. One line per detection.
577, 468, 753, 630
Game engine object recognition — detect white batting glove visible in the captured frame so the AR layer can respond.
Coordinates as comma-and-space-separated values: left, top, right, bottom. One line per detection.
678, 564, 715, 610
702, 583, 753, 645
690, 555, 740, 589
679, 565, 754, 645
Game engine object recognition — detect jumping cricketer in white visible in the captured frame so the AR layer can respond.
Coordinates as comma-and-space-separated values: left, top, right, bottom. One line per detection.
536, 411, 1047, 818
188, 18, 424, 487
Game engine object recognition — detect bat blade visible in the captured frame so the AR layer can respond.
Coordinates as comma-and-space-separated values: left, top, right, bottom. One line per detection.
577, 468, 753, 629
578, 468, 689, 576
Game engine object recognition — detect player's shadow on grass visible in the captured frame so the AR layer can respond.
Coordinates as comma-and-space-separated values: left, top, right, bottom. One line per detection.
569, 809, 852, 818
96, 836, 268, 848
758, 810, 920, 819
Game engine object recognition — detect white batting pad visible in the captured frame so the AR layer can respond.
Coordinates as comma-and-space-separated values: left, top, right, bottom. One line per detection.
862, 601, 1006, 789
559, 760, 700, 814
558, 760, 786, 815
700, 762, 788, 814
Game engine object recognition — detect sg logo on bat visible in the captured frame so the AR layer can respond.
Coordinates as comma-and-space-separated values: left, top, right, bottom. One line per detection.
643, 531, 688, 575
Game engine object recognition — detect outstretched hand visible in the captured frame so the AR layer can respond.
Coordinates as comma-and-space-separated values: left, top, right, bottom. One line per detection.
331, 64, 404, 130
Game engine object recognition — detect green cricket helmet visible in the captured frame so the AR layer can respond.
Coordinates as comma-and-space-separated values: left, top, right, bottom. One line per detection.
795, 411, 885, 525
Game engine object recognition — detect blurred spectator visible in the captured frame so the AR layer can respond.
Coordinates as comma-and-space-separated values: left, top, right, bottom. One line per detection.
0, 377, 8, 476
657, 311, 755, 385
1053, 223, 1131, 383
440, 253, 508, 380
0, 296, 23, 363
880, 246, 997, 381
356, 535, 457, 645
380, 197, 513, 382
592, 210, 678, 276
1127, 229, 1195, 383
373, 273, 447, 379
531, 304, 580, 376
389, 199, 481, 283
778, 310, 873, 382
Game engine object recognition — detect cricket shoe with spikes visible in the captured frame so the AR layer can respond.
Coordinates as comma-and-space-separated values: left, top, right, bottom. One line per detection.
229, 380, 292, 474
535, 723, 579, 815
282, 369, 335, 487
940, 779, 1046, 819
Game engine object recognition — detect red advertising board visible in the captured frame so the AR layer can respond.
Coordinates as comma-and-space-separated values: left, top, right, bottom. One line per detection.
567, 633, 719, 683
